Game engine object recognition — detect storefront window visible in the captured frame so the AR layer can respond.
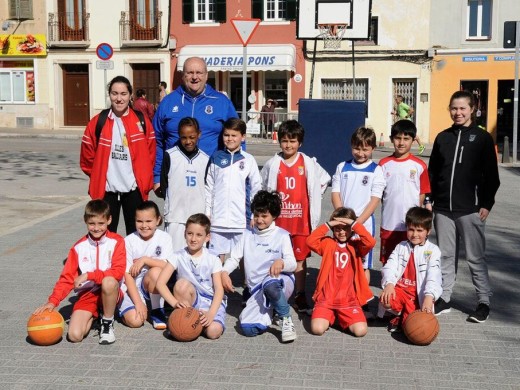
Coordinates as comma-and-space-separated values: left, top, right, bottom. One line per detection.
265, 72, 287, 109
0, 60, 34, 103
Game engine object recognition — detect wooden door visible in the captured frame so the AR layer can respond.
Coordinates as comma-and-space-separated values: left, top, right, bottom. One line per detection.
63, 64, 89, 126
133, 63, 160, 106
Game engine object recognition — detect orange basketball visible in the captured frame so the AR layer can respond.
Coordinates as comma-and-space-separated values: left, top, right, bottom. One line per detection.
403, 310, 440, 346
27, 311, 65, 346
168, 307, 203, 342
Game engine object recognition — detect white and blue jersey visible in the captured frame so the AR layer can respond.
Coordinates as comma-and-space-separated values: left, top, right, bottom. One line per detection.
331, 159, 385, 269
153, 84, 237, 183
205, 148, 261, 232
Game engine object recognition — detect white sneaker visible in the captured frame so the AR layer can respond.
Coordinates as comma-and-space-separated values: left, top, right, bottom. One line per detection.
99, 319, 116, 345
281, 316, 297, 343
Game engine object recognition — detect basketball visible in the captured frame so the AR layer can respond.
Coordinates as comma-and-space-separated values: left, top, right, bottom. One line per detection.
27, 311, 65, 346
168, 307, 203, 342
403, 310, 440, 346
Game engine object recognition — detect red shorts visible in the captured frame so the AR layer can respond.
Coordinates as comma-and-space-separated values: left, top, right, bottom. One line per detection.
73, 288, 123, 318
291, 235, 311, 261
388, 286, 419, 323
312, 305, 366, 330
380, 228, 408, 264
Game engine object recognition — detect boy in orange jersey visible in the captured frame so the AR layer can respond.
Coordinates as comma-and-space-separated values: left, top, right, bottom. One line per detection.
33, 200, 126, 345
261, 120, 330, 314
306, 207, 375, 337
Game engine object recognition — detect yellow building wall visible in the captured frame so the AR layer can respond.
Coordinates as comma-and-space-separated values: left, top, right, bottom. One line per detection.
429, 55, 515, 142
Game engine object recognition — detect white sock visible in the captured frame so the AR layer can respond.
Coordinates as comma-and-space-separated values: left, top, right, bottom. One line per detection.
102, 316, 114, 322
150, 293, 164, 310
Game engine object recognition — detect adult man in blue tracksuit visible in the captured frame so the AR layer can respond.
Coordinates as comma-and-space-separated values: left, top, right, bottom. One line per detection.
153, 56, 237, 196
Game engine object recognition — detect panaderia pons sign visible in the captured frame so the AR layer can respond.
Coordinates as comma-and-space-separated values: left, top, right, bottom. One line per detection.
0, 34, 47, 56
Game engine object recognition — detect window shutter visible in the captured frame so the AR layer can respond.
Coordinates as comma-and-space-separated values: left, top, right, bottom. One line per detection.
286, 0, 297, 20
8, 0, 33, 19
251, 0, 263, 20
182, 0, 194, 23
215, 0, 226, 23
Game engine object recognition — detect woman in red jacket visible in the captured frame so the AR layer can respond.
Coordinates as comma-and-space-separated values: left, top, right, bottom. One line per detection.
80, 76, 156, 234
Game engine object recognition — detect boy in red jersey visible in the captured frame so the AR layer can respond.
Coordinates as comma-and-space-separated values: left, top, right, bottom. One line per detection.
261, 120, 330, 314
33, 200, 126, 345
306, 207, 375, 337
378, 120, 431, 265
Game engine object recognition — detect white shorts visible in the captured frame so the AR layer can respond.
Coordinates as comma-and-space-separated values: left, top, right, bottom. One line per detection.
194, 291, 228, 331
208, 231, 243, 256
165, 222, 187, 252
239, 273, 295, 332
119, 271, 149, 317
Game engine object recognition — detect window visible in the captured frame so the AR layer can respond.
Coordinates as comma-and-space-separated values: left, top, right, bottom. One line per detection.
252, 0, 296, 21
265, 0, 286, 21
392, 78, 417, 124
182, 0, 226, 23
265, 72, 288, 109
8, 0, 33, 19
467, 0, 492, 39
195, 0, 215, 22
0, 61, 35, 104
322, 78, 369, 117
57, 0, 86, 41
129, 0, 158, 40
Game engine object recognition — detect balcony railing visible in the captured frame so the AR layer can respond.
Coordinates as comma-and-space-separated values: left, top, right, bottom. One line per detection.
120, 10, 162, 47
48, 12, 90, 48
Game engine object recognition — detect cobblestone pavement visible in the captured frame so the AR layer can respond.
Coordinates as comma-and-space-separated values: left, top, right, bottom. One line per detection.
0, 129, 519, 389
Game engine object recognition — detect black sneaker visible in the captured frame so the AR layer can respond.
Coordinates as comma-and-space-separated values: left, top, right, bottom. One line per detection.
434, 298, 451, 316
362, 304, 375, 320
241, 286, 251, 307
467, 303, 490, 323
294, 292, 312, 315
387, 316, 402, 333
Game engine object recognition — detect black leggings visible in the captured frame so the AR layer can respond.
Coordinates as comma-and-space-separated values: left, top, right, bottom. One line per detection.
103, 188, 143, 235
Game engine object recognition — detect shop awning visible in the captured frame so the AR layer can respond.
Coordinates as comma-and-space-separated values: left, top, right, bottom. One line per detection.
177, 44, 296, 72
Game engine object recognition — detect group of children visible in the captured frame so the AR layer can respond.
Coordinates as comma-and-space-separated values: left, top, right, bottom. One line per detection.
34, 116, 442, 344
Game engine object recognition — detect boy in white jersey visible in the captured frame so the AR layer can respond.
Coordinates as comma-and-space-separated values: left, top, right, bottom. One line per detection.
119, 201, 173, 330
379, 120, 431, 265
331, 126, 385, 286
222, 191, 298, 343
261, 120, 330, 314
156, 214, 226, 339
205, 118, 262, 262
160, 117, 209, 251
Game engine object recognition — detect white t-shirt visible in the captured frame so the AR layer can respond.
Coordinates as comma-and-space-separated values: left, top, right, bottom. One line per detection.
106, 113, 137, 193
168, 247, 222, 297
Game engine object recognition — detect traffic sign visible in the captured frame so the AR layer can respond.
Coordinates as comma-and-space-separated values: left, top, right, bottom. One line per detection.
231, 19, 260, 46
96, 60, 114, 70
96, 43, 113, 60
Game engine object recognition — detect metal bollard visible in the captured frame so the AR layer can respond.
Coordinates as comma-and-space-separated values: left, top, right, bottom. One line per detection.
503, 136, 511, 164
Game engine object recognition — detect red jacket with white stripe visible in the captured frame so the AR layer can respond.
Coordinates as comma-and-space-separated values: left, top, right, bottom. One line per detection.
47, 231, 126, 307
80, 109, 156, 200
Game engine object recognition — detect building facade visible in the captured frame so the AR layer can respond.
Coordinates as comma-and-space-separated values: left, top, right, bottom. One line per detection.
0, 0, 170, 129
429, 0, 520, 142
169, 0, 305, 124
302, 0, 432, 142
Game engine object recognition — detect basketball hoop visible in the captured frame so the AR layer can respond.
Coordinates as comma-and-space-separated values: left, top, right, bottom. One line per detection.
318, 24, 348, 49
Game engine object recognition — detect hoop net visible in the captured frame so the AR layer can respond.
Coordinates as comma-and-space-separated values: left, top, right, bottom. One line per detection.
318, 24, 348, 49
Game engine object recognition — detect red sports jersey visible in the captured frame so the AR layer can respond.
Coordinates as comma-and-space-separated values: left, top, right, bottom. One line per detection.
319, 243, 359, 308
276, 154, 310, 236
396, 252, 417, 299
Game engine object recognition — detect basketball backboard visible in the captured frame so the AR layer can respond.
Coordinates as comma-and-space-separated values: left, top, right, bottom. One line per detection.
297, 0, 371, 40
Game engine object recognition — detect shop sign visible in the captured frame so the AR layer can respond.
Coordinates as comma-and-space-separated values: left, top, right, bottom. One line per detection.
0, 34, 47, 56
462, 56, 487, 62
494, 55, 515, 61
